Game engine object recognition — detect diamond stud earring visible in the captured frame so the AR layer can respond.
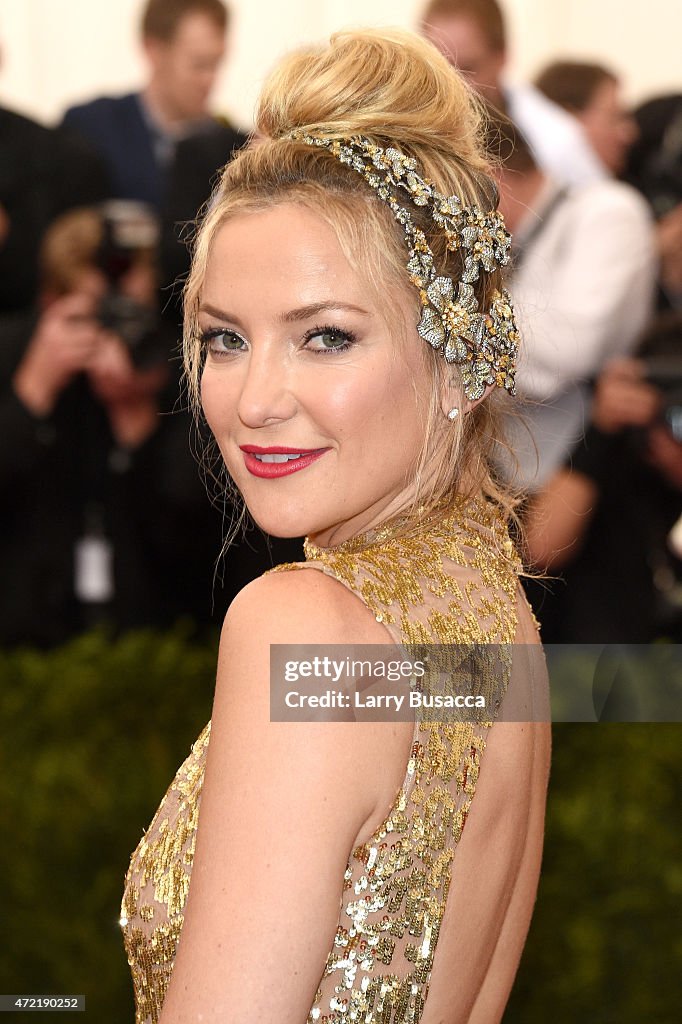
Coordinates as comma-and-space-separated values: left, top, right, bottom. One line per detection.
447, 407, 459, 421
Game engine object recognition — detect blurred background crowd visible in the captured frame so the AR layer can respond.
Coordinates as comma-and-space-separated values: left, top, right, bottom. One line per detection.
0, 0, 680, 647
1, 0, 681, 649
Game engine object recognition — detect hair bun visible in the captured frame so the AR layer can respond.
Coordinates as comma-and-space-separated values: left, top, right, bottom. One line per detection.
256, 28, 487, 173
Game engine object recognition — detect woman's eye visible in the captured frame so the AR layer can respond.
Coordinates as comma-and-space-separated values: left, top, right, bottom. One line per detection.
202, 329, 246, 355
305, 327, 355, 354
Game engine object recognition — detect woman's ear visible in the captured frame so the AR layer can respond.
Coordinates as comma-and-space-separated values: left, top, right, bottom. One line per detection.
439, 367, 460, 421
439, 370, 495, 421
464, 382, 496, 413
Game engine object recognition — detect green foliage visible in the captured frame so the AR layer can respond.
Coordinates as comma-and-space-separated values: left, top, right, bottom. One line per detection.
505, 723, 682, 1024
0, 627, 215, 1021
1, 633, 680, 1022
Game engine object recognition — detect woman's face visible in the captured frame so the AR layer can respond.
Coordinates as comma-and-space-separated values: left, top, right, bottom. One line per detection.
199, 203, 436, 547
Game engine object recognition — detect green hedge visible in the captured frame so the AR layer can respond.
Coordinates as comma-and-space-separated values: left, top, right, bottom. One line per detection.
1, 631, 680, 1022
506, 722, 682, 1024
0, 628, 215, 1020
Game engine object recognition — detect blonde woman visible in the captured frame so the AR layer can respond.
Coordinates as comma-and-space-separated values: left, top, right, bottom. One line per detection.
121, 29, 550, 1024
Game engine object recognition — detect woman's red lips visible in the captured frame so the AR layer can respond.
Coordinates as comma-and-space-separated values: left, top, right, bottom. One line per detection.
239, 445, 330, 478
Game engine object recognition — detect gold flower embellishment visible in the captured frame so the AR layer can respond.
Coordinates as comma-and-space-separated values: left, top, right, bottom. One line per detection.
417, 278, 481, 364
417, 280, 519, 401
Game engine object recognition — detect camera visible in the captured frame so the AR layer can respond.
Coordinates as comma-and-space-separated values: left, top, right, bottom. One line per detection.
95, 201, 164, 367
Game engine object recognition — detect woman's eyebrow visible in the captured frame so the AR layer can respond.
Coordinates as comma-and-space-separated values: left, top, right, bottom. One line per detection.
198, 301, 372, 324
280, 302, 371, 323
198, 302, 241, 323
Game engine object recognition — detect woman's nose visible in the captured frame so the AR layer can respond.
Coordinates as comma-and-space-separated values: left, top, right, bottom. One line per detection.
236, 345, 298, 428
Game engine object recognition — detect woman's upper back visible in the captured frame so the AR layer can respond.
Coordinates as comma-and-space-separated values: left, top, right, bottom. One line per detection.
121, 496, 549, 1024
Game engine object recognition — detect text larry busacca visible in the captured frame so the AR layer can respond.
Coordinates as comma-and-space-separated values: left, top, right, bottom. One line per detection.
284, 689, 487, 710
281, 657, 487, 710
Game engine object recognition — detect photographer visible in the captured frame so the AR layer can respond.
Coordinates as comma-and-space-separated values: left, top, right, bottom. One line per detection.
10, 205, 165, 433
524, 315, 682, 642
0, 204, 176, 645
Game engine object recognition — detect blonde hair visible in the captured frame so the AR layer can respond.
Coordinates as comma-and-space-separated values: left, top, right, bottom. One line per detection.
183, 28, 523, 543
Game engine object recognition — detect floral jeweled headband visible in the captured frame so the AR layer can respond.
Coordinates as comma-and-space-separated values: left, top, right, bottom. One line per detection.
288, 133, 519, 401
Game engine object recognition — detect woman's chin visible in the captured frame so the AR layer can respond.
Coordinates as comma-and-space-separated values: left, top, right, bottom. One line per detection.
246, 510, 310, 539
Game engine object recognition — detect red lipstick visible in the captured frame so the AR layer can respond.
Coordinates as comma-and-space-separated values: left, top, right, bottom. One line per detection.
239, 445, 330, 479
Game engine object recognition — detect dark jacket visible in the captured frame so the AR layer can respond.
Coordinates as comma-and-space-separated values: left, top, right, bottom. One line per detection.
0, 106, 107, 311
61, 93, 163, 210
61, 93, 246, 214
160, 123, 248, 306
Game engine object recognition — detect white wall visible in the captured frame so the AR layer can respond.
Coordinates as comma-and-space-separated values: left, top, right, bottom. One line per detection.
0, 0, 679, 128
504, 0, 681, 103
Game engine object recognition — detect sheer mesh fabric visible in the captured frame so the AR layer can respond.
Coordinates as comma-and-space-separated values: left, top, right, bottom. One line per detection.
120, 497, 548, 1023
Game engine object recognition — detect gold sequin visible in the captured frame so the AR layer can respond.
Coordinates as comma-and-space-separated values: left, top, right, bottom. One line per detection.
120, 496, 520, 1022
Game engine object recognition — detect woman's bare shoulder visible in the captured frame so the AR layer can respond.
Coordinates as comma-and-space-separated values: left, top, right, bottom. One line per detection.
223, 564, 390, 648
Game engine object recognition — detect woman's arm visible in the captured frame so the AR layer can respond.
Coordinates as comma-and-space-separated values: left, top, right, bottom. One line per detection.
159, 568, 403, 1024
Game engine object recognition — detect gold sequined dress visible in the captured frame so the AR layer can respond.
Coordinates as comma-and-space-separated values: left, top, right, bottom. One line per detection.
120, 496, 546, 1023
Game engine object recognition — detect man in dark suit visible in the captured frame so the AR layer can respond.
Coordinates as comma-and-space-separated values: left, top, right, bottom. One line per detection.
0, 105, 108, 312
60, 0, 234, 213
161, 126, 247, 306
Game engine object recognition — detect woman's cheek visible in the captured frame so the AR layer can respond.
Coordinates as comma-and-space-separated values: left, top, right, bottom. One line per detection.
200, 369, 228, 436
